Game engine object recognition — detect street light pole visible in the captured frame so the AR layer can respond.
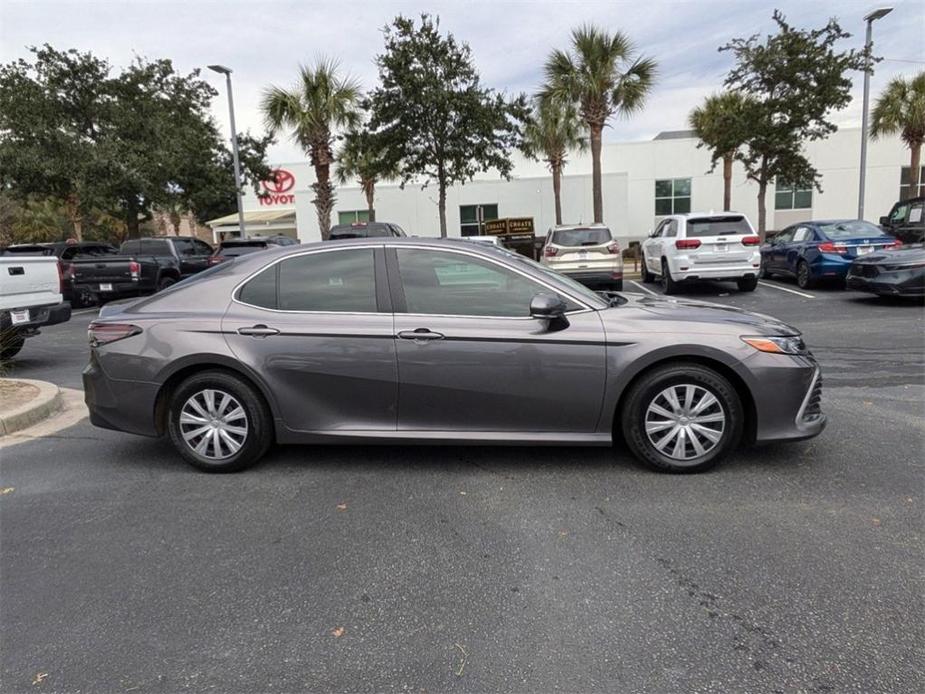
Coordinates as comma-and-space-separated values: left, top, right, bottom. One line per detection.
857, 7, 893, 221
208, 64, 247, 239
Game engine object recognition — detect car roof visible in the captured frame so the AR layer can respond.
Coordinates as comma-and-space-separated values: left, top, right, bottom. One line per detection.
550, 223, 610, 231
672, 212, 747, 219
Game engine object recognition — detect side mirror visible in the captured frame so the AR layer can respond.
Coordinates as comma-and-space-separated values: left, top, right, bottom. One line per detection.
879, 216, 890, 226
530, 293, 567, 320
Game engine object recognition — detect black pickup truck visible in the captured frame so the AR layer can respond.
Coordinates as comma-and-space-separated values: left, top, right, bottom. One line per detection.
71, 236, 213, 300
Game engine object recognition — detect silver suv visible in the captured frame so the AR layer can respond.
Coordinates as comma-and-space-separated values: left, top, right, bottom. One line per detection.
540, 224, 623, 290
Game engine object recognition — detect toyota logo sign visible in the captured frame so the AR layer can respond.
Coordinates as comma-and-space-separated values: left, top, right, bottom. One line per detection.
259, 169, 296, 205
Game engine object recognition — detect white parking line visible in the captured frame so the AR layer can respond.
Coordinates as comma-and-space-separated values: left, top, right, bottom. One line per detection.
629, 280, 659, 296
757, 281, 815, 299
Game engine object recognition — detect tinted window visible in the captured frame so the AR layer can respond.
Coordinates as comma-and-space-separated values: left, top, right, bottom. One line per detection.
73, 246, 118, 259
389, 224, 407, 237
397, 249, 573, 317
278, 249, 377, 312
686, 216, 751, 237
551, 227, 613, 246
141, 240, 170, 255
172, 239, 196, 256
664, 221, 677, 238
818, 221, 889, 240
192, 239, 213, 254
238, 265, 278, 308
773, 228, 795, 244
121, 241, 141, 255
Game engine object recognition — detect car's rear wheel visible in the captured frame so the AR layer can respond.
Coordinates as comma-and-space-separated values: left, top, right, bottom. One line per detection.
796, 261, 814, 289
167, 370, 273, 473
621, 363, 743, 473
157, 276, 177, 292
737, 276, 758, 292
0, 333, 25, 361
640, 254, 654, 283
661, 259, 679, 295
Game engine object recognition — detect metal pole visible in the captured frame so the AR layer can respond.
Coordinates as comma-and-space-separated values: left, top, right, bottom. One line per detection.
857, 20, 874, 221
224, 73, 247, 239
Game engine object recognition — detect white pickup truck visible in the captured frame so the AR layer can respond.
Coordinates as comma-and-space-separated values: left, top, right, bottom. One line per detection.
0, 256, 71, 360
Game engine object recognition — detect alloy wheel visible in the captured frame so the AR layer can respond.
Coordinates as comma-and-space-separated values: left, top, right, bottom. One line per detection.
644, 384, 726, 461
179, 389, 249, 460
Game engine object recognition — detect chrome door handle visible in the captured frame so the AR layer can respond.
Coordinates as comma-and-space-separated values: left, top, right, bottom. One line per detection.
237, 324, 280, 337
397, 328, 444, 341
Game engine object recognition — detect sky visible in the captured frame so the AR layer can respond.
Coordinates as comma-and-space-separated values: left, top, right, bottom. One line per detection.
1, 0, 923, 163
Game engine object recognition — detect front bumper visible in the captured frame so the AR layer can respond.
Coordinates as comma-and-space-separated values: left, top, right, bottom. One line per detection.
742, 353, 827, 444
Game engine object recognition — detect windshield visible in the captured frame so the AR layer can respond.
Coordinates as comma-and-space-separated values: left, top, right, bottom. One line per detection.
819, 220, 889, 240
551, 228, 612, 247
686, 216, 751, 237
489, 246, 607, 307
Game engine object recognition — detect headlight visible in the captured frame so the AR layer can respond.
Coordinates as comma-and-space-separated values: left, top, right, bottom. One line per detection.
741, 335, 807, 355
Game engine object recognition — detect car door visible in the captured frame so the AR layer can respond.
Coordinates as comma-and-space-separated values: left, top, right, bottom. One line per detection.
388, 246, 606, 433
222, 245, 398, 433
173, 238, 213, 277
767, 228, 794, 273
643, 221, 667, 273
787, 226, 813, 273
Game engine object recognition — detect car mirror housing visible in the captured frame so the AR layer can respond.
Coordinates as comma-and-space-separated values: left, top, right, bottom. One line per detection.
879, 216, 890, 226
530, 293, 567, 320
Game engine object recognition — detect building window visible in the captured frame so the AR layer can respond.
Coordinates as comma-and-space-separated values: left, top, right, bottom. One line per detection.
460, 204, 498, 237
900, 166, 925, 199
654, 179, 691, 215
774, 181, 812, 210
338, 210, 370, 226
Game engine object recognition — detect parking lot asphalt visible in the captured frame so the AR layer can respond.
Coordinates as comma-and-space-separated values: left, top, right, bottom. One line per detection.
1, 280, 923, 693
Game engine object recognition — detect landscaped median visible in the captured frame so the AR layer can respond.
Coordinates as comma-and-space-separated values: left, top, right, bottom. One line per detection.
0, 378, 63, 436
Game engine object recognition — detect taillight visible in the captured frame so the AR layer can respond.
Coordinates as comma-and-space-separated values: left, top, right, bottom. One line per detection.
818, 242, 847, 254
88, 322, 142, 347
741, 236, 760, 246
606, 241, 621, 254
544, 246, 558, 257
128, 260, 140, 280
675, 239, 701, 250
885, 240, 903, 249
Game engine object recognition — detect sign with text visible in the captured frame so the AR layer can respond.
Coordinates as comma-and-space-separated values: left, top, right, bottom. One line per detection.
258, 169, 296, 206
483, 217, 535, 237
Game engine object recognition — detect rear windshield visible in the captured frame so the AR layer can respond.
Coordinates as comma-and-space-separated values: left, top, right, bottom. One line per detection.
819, 220, 889, 240
550, 228, 612, 247
686, 216, 751, 237
329, 224, 393, 239
219, 244, 268, 257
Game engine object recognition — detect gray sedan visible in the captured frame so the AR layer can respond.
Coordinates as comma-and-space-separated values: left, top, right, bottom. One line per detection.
83, 238, 825, 473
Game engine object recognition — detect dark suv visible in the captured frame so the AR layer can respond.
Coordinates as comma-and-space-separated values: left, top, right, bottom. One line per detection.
328, 222, 406, 240
880, 196, 924, 244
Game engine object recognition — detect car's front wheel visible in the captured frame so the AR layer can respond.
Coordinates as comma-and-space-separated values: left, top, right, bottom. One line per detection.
662, 259, 679, 295
167, 370, 273, 473
620, 363, 744, 473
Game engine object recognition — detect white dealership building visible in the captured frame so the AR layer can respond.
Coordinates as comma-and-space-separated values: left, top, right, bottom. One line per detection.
207, 126, 919, 244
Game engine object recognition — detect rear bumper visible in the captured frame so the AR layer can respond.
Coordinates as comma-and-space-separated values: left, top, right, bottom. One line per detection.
0, 301, 71, 334
83, 352, 161, 437
559, 269, 623, 285
74, 280, 149, 299
668, 253, 761, 281
847, 272, 925, 296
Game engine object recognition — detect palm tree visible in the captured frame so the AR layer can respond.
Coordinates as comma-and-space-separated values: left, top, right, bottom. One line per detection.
689, 91, 752, 212
261, 60, 360, 239
543, 25, 656, 224
520, 95, 587, 225
335, 127, 398, 223
871, 72, 925, 200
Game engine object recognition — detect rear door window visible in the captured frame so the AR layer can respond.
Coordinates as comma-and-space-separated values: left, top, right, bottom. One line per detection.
141, 240, 171, 255
277, 249, 377, 312
121, 241, 141, 255
686, 216, 751, 237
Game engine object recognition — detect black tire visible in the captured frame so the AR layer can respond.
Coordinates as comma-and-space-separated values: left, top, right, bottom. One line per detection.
0, 334, 25, 361
620, 363, 744, 473
796, 261, 814, 289
640, 255, 654, 283
167, 370, 273, 473
662, 259, 679, 295
737, 276, 758, 292
157, 276, 177, 292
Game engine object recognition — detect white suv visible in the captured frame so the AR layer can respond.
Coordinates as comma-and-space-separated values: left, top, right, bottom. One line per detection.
640, 213, 761, 294
540, 224, 623, 290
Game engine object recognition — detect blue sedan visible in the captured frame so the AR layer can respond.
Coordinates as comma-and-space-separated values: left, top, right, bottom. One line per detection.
760, 220, 901, 289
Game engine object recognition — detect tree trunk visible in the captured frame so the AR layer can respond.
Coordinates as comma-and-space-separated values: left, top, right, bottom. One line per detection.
364, 180, 376, 222
64, 194, 83, 241
908, 141, 922, 200
590, 124, 604, 223
438, 177, 447, 238
552, 162, 563, 226
312, 161, 334, 240
723, 155, 733, 212
757, 180, 768, 240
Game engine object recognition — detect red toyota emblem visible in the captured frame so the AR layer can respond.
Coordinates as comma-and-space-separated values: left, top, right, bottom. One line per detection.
262, 169, 295, 194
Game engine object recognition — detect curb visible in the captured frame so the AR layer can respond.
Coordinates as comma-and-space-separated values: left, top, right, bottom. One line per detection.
0, 379, 63, 437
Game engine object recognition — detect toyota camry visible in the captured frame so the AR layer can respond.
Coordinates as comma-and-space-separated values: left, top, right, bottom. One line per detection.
84, 238, 825, 473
